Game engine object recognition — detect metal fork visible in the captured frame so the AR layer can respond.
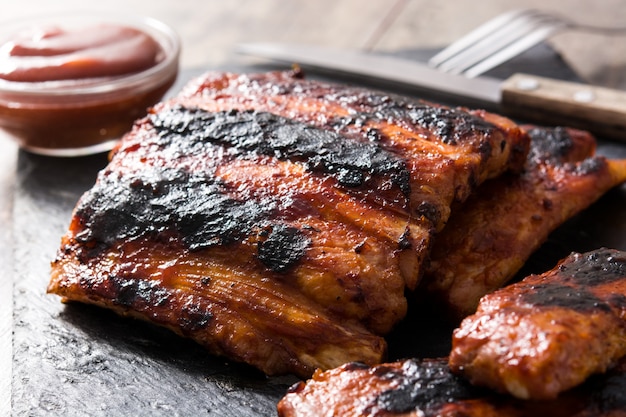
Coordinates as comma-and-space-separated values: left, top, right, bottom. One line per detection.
428, 9, 626, 78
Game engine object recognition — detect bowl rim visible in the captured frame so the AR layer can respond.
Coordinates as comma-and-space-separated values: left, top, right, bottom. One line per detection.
0, 11, 181, 98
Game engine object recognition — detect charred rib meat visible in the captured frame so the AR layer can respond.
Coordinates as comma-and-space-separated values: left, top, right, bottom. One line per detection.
176, 70, 529, 234
277, 356, 626, 417
422, 126, 626, 319
277, 248, 626, 414
449, 248, 626, 399
47, 70, 529, 376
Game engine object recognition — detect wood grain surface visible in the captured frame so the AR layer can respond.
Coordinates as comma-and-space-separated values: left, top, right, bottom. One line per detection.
4, 0, 626, 88
500, 73, 626, 139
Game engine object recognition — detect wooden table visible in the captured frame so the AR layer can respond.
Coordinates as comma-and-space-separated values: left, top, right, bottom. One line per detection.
1, 1, 626, 415
4, 0, 626, 87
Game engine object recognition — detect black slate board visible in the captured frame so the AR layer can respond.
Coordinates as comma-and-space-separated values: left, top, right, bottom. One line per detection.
8, 45, 626, 416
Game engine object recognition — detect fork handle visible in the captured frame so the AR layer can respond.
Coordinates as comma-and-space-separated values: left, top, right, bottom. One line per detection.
501, 73, 626, 141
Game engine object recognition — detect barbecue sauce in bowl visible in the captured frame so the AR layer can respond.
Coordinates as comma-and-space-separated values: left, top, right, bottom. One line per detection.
0, 14, 180, 156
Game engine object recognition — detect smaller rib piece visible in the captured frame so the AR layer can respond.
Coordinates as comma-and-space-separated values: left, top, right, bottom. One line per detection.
422, 126, 626, 319
277, 356, 626, 416
449, 248, 626, 399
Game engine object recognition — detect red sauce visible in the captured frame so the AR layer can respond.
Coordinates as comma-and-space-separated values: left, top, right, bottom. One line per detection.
0, 18, 179, 155
0, 23, 163, 82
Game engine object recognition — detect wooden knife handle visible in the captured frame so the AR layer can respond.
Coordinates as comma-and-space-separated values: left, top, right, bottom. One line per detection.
501, 73, 626, 141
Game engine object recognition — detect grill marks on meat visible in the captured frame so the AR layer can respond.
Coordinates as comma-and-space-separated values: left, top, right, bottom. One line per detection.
53, 237, 388, 376
449, 248, 626, 400
421, 126, 626, 319
51, 120, 402, 375
176, 70, 529, 231
48, 70, 530, 376
277, 357, 626, 417
277, 249, 626, 415
102, 108, 418, 334
150, 107, 412, 196
278, 358, 482, 417
73, 166, 277, 253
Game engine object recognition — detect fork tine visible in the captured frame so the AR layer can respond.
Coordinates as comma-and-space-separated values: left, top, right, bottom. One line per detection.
436, 12, 545, 74
430, 9, 626, 78
463, 22, 566, 78
438, 11, 563, 75
428, 9, 535, 68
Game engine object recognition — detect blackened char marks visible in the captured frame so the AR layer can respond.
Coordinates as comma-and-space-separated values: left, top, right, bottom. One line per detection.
567, 156, 607, 176
520, 248, 626, 312
525, 126, 607, 175
74, 167, 274, 253
589, 366, 626, 413
415, 201, 441, 227
522, 284, 612, 313
526, 126, 576, 164
257, 224, 311, 272
111, 276, 171, 309
404, 106, 494, 148
346, 91, 497, 146
563, 249, 626, 286
150, 106, 411, 196
371, 358, 482, 415
178, 301, 214, 333
73, 165, 313, 271
108, 276, 213, 333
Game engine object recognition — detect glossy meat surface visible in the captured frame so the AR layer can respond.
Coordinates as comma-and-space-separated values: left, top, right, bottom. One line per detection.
422, 126, 626, 319
47, 70, 529, 376
450, 248, 626, 399
277, 357, 626, 417
175, 69, 529, 235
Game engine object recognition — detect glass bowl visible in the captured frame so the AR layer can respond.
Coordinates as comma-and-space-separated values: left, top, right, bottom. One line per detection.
0, 13, 180, 156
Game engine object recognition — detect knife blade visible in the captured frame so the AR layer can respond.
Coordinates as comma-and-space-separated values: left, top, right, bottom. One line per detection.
237, 42, 626, 141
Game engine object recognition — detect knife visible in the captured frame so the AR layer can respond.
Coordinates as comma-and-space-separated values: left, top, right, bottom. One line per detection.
237, 42, 626, 141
